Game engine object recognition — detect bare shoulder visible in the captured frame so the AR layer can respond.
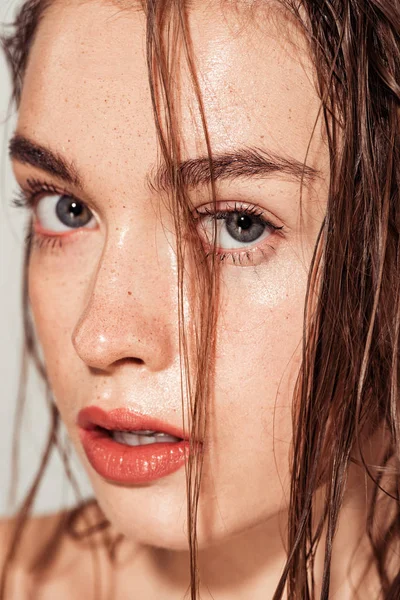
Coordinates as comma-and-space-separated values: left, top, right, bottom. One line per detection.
0, 515, 16, 564
0, 509, 75, 567
0, 502, 111, 599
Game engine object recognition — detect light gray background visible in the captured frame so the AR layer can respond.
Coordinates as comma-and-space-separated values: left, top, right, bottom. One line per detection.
0, 0, 93, 516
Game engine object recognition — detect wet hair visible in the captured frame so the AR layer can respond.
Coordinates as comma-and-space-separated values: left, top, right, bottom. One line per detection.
1, 0, 400, 598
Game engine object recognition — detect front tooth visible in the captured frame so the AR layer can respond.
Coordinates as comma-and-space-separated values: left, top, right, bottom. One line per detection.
112, 431, 141, 446
154, 433, 179, 443
112, 431, 179, 446
139, 435, 157, 445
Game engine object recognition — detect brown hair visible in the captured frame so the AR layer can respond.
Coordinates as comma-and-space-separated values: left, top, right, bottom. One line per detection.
2, 0, 400, 598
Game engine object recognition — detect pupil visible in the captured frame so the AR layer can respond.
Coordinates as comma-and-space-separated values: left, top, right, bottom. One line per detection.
237, 215, 252, 230
56, 196, 92, 228
69, 202, 83, 217
225, 212, 265, 243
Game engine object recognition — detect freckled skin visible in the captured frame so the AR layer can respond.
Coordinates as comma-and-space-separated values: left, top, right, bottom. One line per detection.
12, 1, 336, 597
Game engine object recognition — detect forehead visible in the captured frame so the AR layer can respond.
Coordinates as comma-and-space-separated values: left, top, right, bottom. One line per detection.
17, 0, 324, 185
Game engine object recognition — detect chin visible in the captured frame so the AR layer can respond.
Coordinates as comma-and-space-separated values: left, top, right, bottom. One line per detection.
87, 471, 273, 553
88, 471, 198, 551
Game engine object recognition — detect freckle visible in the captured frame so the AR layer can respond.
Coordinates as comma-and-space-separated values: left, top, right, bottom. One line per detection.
128, 291, 132, 296
123, 205, 126, 208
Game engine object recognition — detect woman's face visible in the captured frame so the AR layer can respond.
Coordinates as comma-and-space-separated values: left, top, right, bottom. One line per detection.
12, 0, 328, 550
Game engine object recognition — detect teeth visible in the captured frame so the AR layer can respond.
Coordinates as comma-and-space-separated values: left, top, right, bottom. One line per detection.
112, 431, 180, 447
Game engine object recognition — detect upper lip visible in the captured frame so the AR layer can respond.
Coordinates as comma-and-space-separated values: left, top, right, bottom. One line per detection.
77, 405, 189, 440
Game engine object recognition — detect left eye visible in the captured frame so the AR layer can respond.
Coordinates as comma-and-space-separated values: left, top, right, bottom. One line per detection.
200, 211, 274, 249
36, 194, 96, 232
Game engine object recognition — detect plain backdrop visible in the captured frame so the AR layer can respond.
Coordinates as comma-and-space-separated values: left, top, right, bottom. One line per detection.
0, 0, 93, 517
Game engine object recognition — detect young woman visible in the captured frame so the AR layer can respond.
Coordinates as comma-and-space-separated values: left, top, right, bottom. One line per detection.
1, 0, 399, 598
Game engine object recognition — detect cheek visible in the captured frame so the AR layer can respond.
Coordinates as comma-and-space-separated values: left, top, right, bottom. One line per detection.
208, 257, 306, 480
195, 271, 305, 534
27, 246, 93, 399
214, 251, 306, 399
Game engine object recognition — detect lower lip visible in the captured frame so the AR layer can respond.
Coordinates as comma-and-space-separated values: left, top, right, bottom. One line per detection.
79, 428, 190, 484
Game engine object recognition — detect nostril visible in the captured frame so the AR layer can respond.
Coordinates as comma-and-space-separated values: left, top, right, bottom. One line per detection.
114, 357, 145, 367
130, 357, 144, 366
72, 309, 174, 372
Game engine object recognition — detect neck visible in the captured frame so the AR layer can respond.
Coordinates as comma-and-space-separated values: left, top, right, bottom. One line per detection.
94, 436, 389, 599
106, 478, 379, 600
149, 514, 288, 599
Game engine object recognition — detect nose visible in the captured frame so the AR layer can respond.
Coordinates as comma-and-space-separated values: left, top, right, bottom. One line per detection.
72, 223, 178, 373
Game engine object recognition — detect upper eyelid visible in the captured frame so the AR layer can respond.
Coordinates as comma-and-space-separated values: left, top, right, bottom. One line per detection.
16, 181, 287, 235
26, 178, 80, 199
19, 183, 72, 206
17, 179, 100, 217
18, 179, 74, 199
194, 201, 286, 230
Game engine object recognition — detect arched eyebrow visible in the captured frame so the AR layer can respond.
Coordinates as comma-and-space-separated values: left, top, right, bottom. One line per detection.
150, 146, 320, 192
9, 135, 81, 186
9, 134, 319, 192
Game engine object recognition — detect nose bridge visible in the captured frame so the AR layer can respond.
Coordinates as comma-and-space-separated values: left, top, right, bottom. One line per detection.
72, 219, 178, 372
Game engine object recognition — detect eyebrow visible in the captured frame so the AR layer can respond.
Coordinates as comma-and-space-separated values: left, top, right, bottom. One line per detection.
9, 135, 81, 187
9, 134, 319, 192
151, 147, 319, 192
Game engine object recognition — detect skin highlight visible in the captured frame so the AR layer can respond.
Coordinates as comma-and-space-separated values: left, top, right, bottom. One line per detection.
1, 0, 395, 598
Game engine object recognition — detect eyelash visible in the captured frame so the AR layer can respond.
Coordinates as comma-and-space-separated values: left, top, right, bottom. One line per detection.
195, 202, 284, 266
13, 177, 73, 209
12, 181, 284, 264
13, 178, 83, 250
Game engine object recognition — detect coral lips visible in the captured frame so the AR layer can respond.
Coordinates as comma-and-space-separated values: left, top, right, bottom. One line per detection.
77, 406, 190, 484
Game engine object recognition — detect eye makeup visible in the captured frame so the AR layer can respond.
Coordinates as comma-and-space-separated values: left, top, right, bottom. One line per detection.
13, 179, 286, 267
12, 178, 97, 249
194, 201, 285, 266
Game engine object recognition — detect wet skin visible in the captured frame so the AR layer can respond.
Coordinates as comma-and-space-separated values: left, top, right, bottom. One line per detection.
7, 1, 358, 598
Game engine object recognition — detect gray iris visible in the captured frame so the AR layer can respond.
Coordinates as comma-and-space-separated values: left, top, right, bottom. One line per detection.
225, 214, 265, 243
55, 196, 92, 228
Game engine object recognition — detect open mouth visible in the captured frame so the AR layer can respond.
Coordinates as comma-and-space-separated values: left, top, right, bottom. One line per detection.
77, 406, 191, 484
100, 427, 183, 446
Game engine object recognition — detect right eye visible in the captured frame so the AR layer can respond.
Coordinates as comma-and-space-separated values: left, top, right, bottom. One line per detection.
35, 194, 96, 233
